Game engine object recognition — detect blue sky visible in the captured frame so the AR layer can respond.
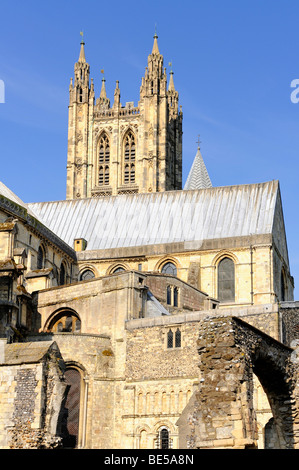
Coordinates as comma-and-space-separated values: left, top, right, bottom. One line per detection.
0, 0, 299, 296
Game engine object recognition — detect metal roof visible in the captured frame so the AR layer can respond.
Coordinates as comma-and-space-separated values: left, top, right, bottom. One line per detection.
28, 180, 279, 251
0, 181, 77, 260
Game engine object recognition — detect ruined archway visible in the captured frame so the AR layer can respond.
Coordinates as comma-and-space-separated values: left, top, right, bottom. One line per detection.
178, 316, 299, 449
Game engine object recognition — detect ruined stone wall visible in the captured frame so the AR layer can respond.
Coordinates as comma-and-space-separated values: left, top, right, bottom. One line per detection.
279, 302, 299, 347
0, 342, 66, 449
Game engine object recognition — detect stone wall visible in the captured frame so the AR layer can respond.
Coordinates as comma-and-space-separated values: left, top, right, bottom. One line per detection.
0, 341, 66, 449
177, 316, 299, 449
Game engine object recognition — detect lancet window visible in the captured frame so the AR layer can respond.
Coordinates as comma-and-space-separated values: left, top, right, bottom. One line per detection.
98, 133, 110, 186
123, 131, 136, 184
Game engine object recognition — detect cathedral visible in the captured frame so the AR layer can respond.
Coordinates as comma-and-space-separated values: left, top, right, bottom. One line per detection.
0, 33, 299, 450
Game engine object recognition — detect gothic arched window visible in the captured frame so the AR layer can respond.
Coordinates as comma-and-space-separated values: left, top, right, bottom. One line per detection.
79, 269, 95, 281
123, 131, 136, 184
98, 134, 110, 185
167, 329, 173, 349
175, 328, 181, 348
112, 266, 126, 274
218, 257, 235, 303
161, 262, 177, 276
37, 245, 45, 269
59, 262, 67, 286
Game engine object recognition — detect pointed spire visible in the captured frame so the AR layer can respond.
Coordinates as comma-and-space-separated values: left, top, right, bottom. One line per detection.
152, 25, 160, 54
184, 139, 212, 190
113, 80, 121, 108
78, 31, 86, 63
100, 76, 107, 99
168, 62, 175, 91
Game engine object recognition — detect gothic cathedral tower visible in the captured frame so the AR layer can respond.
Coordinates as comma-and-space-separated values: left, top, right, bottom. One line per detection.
66, 34, 182, 199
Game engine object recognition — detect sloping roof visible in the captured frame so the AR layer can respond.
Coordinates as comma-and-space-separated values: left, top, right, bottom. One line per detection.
1, 341, 57, 365
28, 180, 279, 251
0, 181, 38, 218
184, 147, 212, 190
0, 181, 77, 260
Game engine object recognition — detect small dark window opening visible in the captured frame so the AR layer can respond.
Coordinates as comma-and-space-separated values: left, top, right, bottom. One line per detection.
173, 287, 178, 307
175, 328, 181, 348
160, 429, 169, 449
60, 263, 66, 286
167, 330, 173, 349
37, 246, 44, 269
167, 286, 172, 305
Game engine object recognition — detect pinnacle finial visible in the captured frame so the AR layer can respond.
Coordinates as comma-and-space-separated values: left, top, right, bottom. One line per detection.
152, 24, 160, 54
100, 69, 107, 98
78, 31, 86, 62
168, 61, 176, 91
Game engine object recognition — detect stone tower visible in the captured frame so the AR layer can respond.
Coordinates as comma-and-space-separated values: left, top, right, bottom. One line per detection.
66, 33, 183, 199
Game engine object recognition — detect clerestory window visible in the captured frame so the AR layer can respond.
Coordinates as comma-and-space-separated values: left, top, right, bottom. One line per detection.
218, 257, 235, 303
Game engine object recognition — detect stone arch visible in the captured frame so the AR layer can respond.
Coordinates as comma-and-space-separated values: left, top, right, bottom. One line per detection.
154, 420, 176, 449
43, 307, 81, 333
135, 424, 151, 449
181, 316, 299, 449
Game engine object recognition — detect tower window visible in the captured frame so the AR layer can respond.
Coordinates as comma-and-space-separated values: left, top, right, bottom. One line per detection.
123, 131, 136, 184
79, 87, 83, 103
218, 257, 235, 303
98, 134, 110, 185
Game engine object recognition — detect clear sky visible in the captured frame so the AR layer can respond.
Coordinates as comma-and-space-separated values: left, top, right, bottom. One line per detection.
0, 0, 299, 297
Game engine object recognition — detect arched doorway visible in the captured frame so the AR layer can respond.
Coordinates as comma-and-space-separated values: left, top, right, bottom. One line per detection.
60, 367, 81, 448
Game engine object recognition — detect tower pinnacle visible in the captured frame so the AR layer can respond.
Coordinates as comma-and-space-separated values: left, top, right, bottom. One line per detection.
152, 27, 160, 54
78, 32, 86, 63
